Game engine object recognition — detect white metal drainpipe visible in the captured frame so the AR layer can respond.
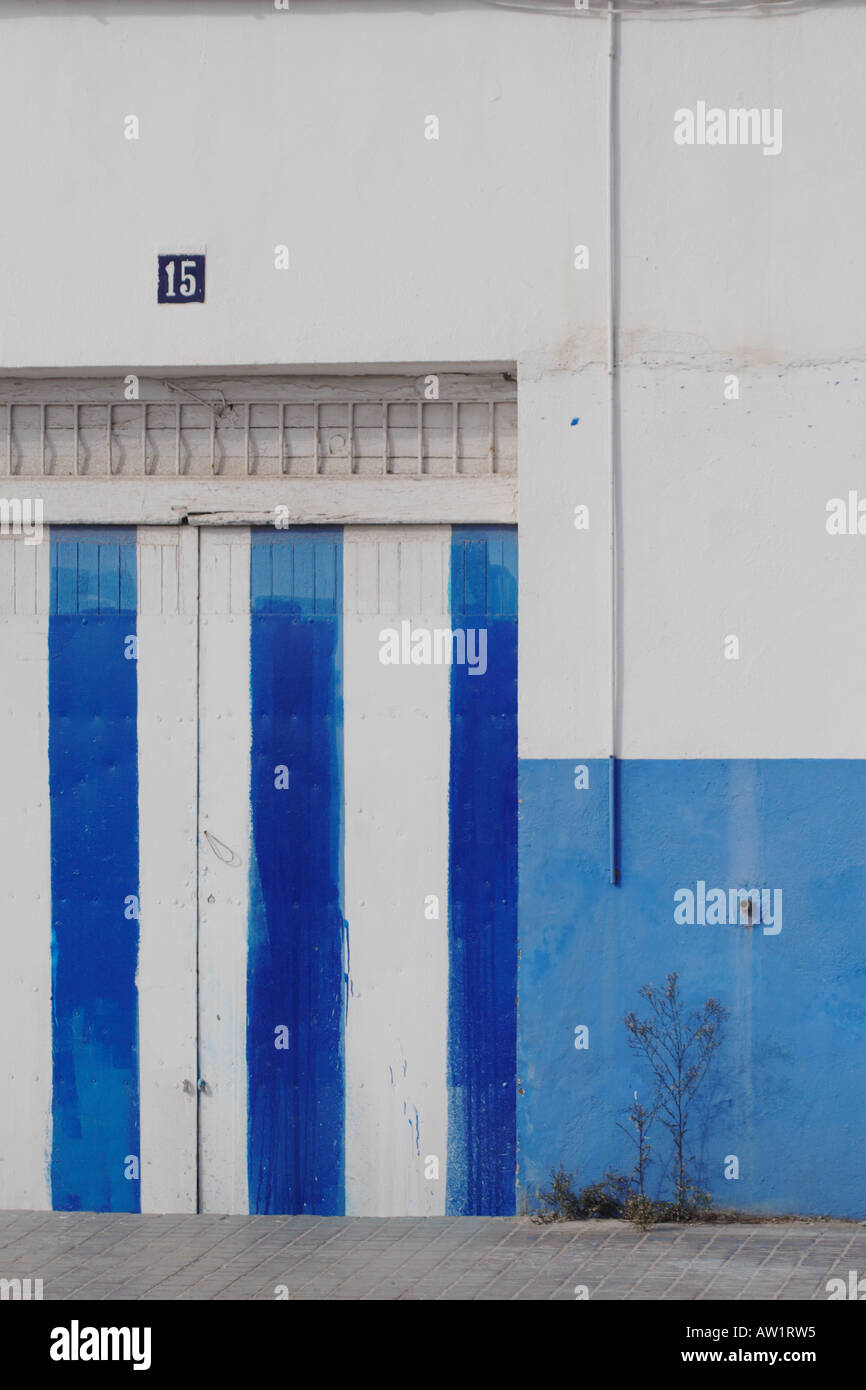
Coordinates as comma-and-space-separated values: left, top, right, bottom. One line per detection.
607, 0, 619, 885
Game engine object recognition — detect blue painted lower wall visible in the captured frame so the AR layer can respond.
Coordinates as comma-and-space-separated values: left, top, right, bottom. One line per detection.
517, 759, 866, 1219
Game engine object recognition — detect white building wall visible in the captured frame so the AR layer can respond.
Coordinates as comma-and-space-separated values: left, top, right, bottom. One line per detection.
1, 0, 864, 1222
0, 0, 861, 755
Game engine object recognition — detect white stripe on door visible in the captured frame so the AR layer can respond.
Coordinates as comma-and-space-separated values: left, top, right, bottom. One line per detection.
0, 536, 52, 1209
343, 526, 450, 1216
137, 526, 199, 1213
197, 529, 251, 1214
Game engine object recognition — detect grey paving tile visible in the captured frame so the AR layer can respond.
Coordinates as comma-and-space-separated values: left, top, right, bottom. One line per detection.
1, 1214, 862, 1301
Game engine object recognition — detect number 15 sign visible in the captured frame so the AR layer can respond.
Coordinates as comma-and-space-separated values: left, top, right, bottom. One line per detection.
158, 253, 205, 304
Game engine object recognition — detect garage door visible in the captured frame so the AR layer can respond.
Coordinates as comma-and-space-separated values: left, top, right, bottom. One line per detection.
0, 522, 517, 1216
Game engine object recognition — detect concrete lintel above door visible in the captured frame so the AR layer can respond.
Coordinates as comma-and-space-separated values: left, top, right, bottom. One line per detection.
4, 478, 517, 527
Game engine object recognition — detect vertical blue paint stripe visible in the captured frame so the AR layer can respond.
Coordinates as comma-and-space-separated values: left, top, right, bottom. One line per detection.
248, 527, 346, 1214
49, 527, 140, 1212
447, 526, 518, 1215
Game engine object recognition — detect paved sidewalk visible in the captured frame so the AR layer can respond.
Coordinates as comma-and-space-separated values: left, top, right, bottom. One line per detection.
0, 1213, 863, 1301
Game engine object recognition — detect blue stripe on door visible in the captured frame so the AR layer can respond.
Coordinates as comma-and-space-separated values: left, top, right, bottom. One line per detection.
447, 526, 518, 1215
248, 528, 346, 1214
48, 527, 140, 1212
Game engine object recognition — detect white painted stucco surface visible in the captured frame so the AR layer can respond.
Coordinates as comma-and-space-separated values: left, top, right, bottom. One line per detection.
0, 0, 861, 761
